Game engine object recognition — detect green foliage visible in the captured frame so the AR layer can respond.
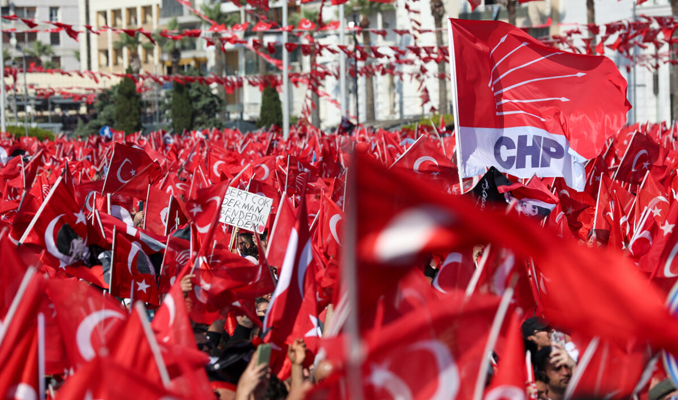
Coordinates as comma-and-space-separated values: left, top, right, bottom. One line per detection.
114, 68, 142, 134
24, 40, 54, 60
189, 78, 225, 130
289, 9, 320, 28
155, 18, 195, 54
76, 86, 118, 136
5, 125, 53, 141
258, 85, 282, 129
401, 113, 454, 131
345, 0, 395, 18
200, 3, 240, 27
171, 82, 194, 133
113, 32, 154, 52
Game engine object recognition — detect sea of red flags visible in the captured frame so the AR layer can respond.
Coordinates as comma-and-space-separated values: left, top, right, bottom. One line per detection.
1, 115, 678, 399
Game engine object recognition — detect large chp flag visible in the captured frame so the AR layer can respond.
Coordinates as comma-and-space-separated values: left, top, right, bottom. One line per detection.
448, 19, 631, 190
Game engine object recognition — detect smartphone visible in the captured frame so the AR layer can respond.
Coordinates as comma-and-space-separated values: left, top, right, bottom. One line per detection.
257, 344, 272, 366
138, 201, 144, 212
550, 330, 566, 348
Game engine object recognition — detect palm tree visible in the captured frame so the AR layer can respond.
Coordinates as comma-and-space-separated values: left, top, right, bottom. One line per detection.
113, 32, 154, 74
24, 40, 54, 67
346, 0, 394, 123
430, 0, 447, 114
201, 4, 239, 79
154, 18, 195, 75
291, 8, 322, 127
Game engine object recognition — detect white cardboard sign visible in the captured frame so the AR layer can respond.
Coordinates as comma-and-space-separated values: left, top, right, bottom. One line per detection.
219, 187, 273, 234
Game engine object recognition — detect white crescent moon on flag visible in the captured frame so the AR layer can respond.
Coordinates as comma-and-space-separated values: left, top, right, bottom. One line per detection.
648, 196, 669, 212
485, 386, 527, 400
413, 156, 439, 174
631, 150, 649, 172
297, 241, 313, 298
432, 252, 463, 293
7, 383, 37, 400
76, 309, 125, 361
128, 242, 144, 275
664, 242, 678, 278
116, 158, 133, 184
329, 214, 342, 246
408, 340, 459, 400
85, 191, 96, 212
257, 164, 270, 180
45, 214, 74, 265
374, 206, 454, 264
629, 230, 653, 256
176, 183, 188, 192
367, 363, 414, 400
212, 161, 225, 177
196, 196, 222, 234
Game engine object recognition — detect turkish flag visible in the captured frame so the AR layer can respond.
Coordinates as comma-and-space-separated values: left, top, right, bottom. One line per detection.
390, 135, 459, 194
109, 302, 169, 386
315, 194, 343, 262
263, 192, 316, 346
449, 18, 630, 190
55, 357, 184, 400
431, 249, 475, 295
46, 278, 127, 369
158, 233, 193, 295
614, 133, 666, 185
20, 175, 106, 287
185, 179, 229, 245
0, 228, 39, 318
266, 193, 296, 268
484, 312, 527, 400
566, 337, 656, 400
110, 227, 162, 305
102, 143, 160, 196
552, 178, 596, 241
0, 272, 44, 400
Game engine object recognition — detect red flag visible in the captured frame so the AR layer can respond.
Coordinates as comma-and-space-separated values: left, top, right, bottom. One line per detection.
110, 228, 162, 305
449, 18, 630, 190
297, 18, 317, 31
266, 193, 296, 268
485, 312, 527, 400
185, 180, 229, 245
390, 135, 459, 194
102, 143, 160, 196
46, 278, 127, 368
614, 133, 666, 185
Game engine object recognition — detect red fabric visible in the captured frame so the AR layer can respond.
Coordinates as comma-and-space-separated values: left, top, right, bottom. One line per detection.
485, 312, 527, 400
449, 18, 630, 160
102, 143, 160, 197
110, 228, 161, 305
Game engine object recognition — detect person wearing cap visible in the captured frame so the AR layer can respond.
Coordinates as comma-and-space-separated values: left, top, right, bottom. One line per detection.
522, 317, 552, 354
650, 379, 678, 400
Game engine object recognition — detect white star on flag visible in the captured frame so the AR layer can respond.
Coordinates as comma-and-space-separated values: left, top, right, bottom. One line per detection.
660, 221, 675, 237
74, 210, 87, 225
189, 204, 203, 216
136, 280, 150, 293
651, 207, 662, 217
130, 168, 136, 176
304, 315, 321, 338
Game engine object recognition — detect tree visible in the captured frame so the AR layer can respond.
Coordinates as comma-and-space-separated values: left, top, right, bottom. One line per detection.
200, 5, 240, 118
430, 0, 448, 114
258, 85, 282, 128
114, 68, 142, 134
75, 86, 118, 136
113, 32, 154, 74
347, 0, 394, 123
155, 18, 195, 76
673, 0, 678, 120
24, 40, 54, 68
171, 81, 194, 133
188, 73, 226, 130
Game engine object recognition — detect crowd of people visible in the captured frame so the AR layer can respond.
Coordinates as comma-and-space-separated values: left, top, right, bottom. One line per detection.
1, 119, 678, 400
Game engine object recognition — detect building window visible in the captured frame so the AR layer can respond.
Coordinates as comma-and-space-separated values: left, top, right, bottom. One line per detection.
99, 50, 109, 67
50, 32, 60, 45
49, 7, 59, 23
97, 11, 108, 27
111, 10, 122, 27
127, 8, 137, 26
15, 32, 37, 44
51, 56, 61, 68
113, 48, 122, 66
15, 7, 37, 19
142, 6, 152, 25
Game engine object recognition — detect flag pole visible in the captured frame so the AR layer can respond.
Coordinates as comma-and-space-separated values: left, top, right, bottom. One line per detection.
0, 267, 36, 345
134, 301, 171, 387
339, 3, 347, 117
282, 0, 290, 140
38, 312, 46, 400
472, 273, 518, 400
341, 154, 363, 400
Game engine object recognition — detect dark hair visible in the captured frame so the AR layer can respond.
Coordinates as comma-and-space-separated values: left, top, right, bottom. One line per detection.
255, 297, 270, 307
263, 374, 288, 400
534, 346, 553, 374
535, 370, 550, 384
238, 232, 258, 258
56, 223, 82, 257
